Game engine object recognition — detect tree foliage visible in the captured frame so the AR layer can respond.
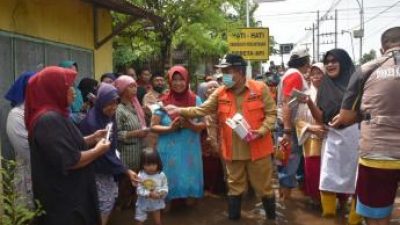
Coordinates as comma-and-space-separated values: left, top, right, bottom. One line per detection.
360, 49, 377, 64
113, 0, 274, 74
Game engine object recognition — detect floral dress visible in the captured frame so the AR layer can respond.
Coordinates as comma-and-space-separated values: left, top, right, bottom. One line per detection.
155, 97, 204, 201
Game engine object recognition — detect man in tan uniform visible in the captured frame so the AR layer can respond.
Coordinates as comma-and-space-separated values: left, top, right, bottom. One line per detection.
331, 27, 400, 225
165, 54, 277, 221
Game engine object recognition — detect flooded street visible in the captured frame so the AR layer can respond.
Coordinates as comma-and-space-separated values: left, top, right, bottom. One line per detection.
109, 187, 400, 225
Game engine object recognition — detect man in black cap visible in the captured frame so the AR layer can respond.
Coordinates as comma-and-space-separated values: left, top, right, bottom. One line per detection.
165, 54, 277, 221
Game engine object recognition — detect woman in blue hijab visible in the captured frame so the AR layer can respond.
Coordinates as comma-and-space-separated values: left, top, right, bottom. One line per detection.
5, 72, 36, 107
79, 83, 138, 225
5, 71, 36, 208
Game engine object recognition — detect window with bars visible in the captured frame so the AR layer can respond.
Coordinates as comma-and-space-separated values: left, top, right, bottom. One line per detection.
0, 31, 94, 159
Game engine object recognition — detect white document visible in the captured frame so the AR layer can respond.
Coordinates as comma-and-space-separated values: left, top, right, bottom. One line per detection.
148, 101, 164, 113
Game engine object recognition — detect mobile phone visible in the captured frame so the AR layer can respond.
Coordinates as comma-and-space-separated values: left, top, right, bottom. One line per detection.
105, 123, 113, 143
288, 97, 298, 108
87, 93, 96, 103
291, 89, 307, 98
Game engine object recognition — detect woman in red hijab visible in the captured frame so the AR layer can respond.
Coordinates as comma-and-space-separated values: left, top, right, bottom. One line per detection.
25, 66, 112, 225
151, 65, 206, 209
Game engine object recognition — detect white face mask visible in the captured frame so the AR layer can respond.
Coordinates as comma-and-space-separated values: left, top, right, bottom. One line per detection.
222, 73, 235, 88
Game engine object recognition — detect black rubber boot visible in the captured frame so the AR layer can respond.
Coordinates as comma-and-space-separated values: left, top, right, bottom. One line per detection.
262, 196, 276, 220
228, 195, 242, 220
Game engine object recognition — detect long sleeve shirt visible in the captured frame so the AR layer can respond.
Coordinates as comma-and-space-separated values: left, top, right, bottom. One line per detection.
137, 171, 168, 196
180, 80, 276, 160
136, 170, 168, 211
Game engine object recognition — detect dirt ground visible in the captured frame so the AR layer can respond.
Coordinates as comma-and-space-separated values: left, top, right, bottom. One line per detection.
108, 187, 400, 225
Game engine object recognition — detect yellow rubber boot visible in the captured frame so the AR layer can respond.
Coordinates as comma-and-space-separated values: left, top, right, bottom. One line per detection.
348, 198, 363, 225
320, 191, 337, 217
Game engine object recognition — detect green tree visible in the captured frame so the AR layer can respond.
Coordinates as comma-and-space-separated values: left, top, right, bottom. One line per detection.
112, 14, 162, 71
113, 0, 275, 74
113, 0, 235, 72
360, 49, 377, 64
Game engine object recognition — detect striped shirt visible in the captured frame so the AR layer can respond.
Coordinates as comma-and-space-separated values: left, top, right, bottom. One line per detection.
116, 102, 145, 171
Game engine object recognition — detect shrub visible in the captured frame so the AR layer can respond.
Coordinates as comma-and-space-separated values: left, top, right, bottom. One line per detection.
0, 159, 43, 225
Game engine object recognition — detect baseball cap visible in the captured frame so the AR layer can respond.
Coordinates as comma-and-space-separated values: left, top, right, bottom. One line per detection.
215, 54, 247, 68
290, 47, 310, 60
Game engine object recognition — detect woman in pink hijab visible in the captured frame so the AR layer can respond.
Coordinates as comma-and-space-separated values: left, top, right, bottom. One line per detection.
114, 75, 149, 208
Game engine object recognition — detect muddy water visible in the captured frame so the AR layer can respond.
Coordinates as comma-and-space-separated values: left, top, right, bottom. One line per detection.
109, 188, 400, 225
108, 188, 400, 225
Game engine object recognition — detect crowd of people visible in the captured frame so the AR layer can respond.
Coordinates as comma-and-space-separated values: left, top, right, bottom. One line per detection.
3, 26, 400, 225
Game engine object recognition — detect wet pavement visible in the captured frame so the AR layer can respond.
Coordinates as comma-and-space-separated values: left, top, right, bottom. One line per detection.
108, 187, 400, 225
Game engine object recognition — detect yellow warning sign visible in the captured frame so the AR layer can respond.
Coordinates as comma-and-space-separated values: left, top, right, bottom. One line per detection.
227, 28, 269, 61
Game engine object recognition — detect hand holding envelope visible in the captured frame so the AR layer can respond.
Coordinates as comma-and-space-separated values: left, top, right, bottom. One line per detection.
244, 130, 262, 142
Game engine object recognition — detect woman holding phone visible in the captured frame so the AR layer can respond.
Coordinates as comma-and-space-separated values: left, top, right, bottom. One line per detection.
79, 83, 138, 225
25, 66, 110, 225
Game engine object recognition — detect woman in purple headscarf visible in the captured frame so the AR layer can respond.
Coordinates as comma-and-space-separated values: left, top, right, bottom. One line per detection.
79, 83, 138, 225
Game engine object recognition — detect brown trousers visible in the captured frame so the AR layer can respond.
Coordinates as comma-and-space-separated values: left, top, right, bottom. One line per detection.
225, 156, 274, 197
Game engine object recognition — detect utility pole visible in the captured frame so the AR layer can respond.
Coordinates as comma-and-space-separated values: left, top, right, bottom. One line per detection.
342, 30, 355, 61
335, 9, 338, 49
318, 11, 338, 54
246, 0, 252, 79
256, 20, 263, 77
316, 10, 320, 62
305, 24, 316, 62
360, 0, 364, 63
312, 23, 315, 61
359, 0, 364, 62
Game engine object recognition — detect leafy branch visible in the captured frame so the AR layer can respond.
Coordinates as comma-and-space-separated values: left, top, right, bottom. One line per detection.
0, 159, 44, 225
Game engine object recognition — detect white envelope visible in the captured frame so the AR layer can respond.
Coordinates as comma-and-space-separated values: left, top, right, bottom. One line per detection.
225, 113, 251, 139
148, 102, 164, 113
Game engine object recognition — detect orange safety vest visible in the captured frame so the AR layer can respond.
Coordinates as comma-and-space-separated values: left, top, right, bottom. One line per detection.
217, 80, 274, 161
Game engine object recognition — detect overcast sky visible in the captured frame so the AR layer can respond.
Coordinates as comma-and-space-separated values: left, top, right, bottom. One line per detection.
254, 0, 400, 66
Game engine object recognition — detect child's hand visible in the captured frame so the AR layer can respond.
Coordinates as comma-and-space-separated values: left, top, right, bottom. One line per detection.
149, 191, 161, 199
158, 191, 167, 198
